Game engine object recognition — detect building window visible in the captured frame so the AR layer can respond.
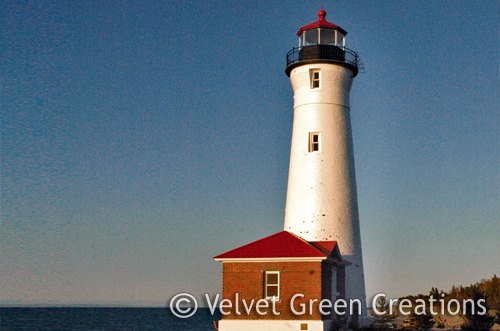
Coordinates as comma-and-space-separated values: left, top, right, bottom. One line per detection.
300, 324, 309, 330
309, 132, 320, 152
264, 271, 279, 299
310, 69, 320, 89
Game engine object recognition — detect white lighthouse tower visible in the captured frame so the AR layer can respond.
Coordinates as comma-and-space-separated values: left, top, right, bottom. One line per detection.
283, 9, 367, 316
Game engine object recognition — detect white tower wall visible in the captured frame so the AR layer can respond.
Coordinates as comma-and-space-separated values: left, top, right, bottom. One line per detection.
284, 63, 366, 313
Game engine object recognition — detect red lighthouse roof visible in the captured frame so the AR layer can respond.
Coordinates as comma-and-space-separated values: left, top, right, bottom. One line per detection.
213, 230, 343, 260
296, 9, 347, 36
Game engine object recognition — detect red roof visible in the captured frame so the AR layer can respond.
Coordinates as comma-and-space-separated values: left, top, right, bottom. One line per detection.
213, 231, 338, 260
310, 241, 338, 255
296, 9, 347, 36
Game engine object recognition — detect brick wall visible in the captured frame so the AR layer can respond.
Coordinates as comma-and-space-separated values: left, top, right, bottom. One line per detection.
221, 261, 331, 320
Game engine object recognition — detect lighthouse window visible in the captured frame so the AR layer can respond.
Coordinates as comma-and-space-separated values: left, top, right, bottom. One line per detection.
311, 70, 320, 89
309, 132, 320, 152
264, 271, 280, 299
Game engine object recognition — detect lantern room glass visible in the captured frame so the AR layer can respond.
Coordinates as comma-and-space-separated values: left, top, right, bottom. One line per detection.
298, 28, 345, 49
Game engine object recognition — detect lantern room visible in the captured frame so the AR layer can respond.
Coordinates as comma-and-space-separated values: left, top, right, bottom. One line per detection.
285, 9, 364, 77
297, 9, 347, 48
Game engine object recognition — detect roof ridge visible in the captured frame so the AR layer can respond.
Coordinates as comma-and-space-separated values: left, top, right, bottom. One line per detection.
213, 231, 332, 260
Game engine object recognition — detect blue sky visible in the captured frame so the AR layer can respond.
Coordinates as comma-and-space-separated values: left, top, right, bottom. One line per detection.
2, 0, 499, 306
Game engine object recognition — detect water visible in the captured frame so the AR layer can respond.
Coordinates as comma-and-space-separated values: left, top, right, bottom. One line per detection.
0, 308, 221, 331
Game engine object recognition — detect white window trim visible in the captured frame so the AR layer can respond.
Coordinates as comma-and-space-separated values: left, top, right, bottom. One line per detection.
310, 69, 321, 90
264, 271, 280, 299
309, 132, 321, 153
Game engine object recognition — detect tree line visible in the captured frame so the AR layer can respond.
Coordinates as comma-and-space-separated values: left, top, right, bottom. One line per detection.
367, 274, 499, 331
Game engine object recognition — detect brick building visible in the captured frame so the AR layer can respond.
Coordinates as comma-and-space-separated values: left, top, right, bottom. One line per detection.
214, 231, 350, 331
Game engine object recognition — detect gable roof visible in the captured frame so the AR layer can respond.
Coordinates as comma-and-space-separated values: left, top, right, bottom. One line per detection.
310, 241, 337, 255
213, 231, 338, 261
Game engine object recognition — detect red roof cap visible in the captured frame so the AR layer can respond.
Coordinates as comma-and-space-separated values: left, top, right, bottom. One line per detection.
213, 231, 338, 259
296, 9, 347, 36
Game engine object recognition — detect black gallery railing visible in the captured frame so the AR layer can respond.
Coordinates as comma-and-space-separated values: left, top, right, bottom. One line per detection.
286, 45, 365, 76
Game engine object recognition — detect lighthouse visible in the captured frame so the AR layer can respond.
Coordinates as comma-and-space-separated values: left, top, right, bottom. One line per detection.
283, 9, 367, 315
214, 9, 366, 331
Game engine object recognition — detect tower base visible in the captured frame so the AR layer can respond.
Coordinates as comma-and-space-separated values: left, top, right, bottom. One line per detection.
218, 319, 330, 331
